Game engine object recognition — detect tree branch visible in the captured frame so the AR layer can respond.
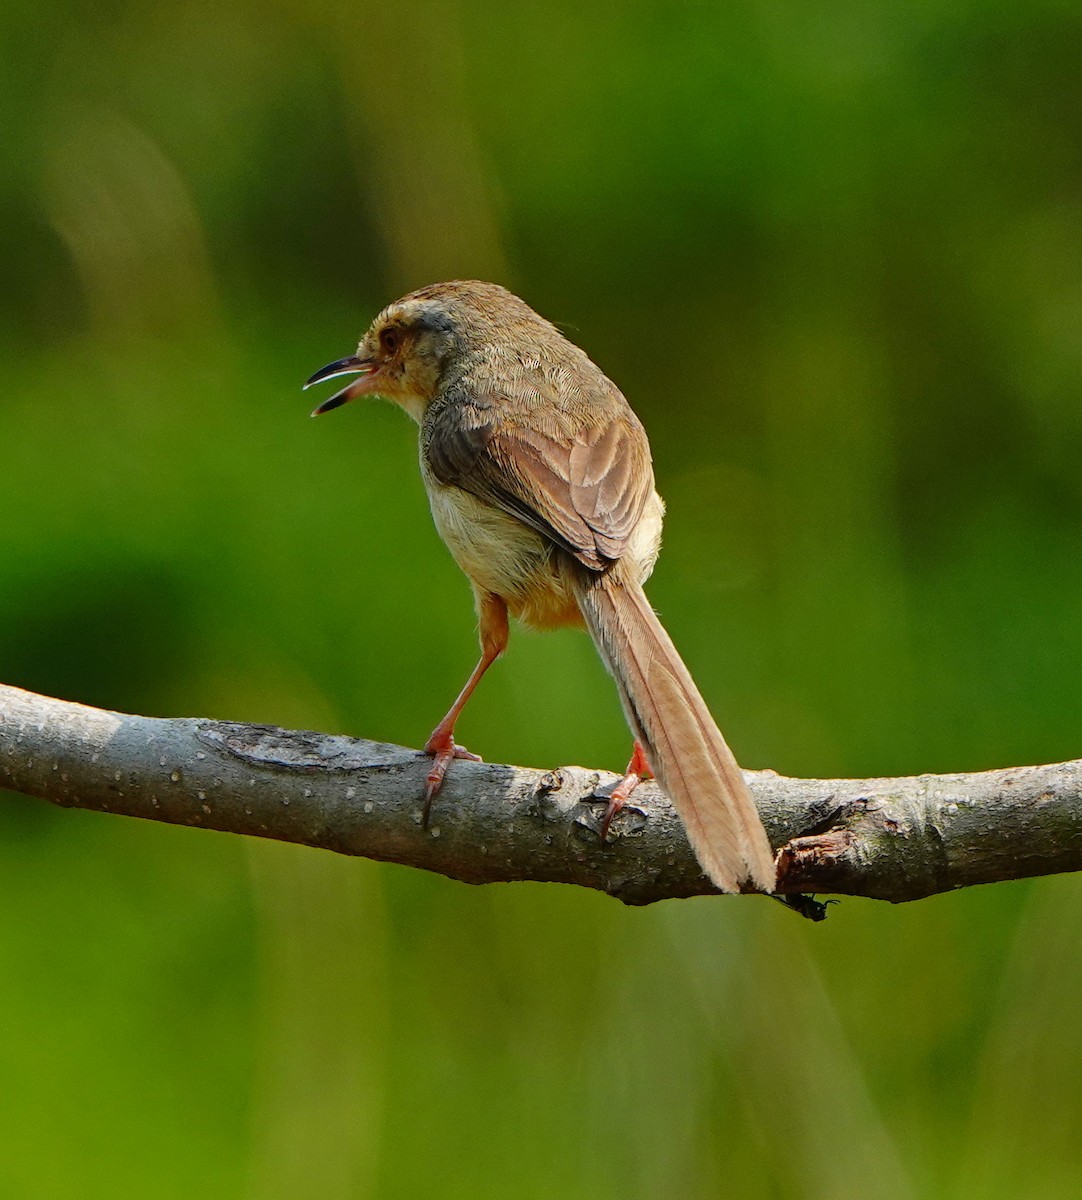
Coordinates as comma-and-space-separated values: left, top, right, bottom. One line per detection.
2, 682, 1080, 905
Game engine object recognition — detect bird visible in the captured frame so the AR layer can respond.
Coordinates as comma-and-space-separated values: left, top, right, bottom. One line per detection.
304, 280, 776, 894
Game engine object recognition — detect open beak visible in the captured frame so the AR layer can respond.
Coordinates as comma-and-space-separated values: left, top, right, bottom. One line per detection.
303, 355, 379, 416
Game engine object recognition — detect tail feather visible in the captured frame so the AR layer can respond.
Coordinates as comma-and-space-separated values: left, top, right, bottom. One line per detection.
574, 570, 775, 893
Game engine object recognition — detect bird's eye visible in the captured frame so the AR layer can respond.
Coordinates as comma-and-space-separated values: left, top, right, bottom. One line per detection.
380, 327, 400, 354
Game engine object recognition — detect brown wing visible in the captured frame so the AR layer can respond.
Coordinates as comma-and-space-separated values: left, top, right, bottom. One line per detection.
425, 374, 653, 572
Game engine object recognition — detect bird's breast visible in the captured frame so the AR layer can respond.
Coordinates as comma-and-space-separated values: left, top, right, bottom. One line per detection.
420, 453, 664, 631
419, 470, 575, 629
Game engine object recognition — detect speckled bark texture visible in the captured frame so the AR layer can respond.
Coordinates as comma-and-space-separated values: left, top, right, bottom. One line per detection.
2, 683, 1080, 904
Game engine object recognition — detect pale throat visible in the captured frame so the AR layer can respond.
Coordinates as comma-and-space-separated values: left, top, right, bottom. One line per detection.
371, 372, 431, 424
392, 389, 430, 424
376, 358, 441, 425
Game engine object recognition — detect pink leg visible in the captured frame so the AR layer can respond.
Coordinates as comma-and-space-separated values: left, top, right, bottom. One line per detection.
600, 740, 653, 841
422, 593, 509, 827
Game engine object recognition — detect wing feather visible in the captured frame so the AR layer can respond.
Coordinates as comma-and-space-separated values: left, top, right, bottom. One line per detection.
424, 368, 653, 571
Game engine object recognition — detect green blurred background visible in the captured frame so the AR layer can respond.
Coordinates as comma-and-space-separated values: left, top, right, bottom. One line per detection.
3, 1, 1082, 1196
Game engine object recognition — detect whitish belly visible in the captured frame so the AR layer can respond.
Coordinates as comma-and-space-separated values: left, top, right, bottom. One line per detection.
425, 478, 581, 628
424, 475, 665, 631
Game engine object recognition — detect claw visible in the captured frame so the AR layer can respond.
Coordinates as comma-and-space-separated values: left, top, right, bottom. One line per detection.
421, 738, 482, 828
597, 740, 653, 842
600, 797, 622, 842
598, 779, 640, 841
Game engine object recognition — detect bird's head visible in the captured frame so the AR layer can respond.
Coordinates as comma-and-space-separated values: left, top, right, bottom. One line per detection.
305, 281, 530, 422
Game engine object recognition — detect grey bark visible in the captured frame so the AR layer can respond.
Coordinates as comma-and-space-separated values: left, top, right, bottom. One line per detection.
2, 682, 1080, 905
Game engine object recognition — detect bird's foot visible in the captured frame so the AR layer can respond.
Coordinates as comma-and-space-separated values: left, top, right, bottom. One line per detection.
597, 773, 643, 841
422, 730, 482, 827
596, 741, 653, 841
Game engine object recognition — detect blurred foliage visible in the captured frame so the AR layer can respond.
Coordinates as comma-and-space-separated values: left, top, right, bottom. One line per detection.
2, 0, 1082, 1196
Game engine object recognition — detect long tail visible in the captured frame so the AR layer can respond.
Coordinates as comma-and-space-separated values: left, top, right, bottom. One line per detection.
573, 569, 776, 893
